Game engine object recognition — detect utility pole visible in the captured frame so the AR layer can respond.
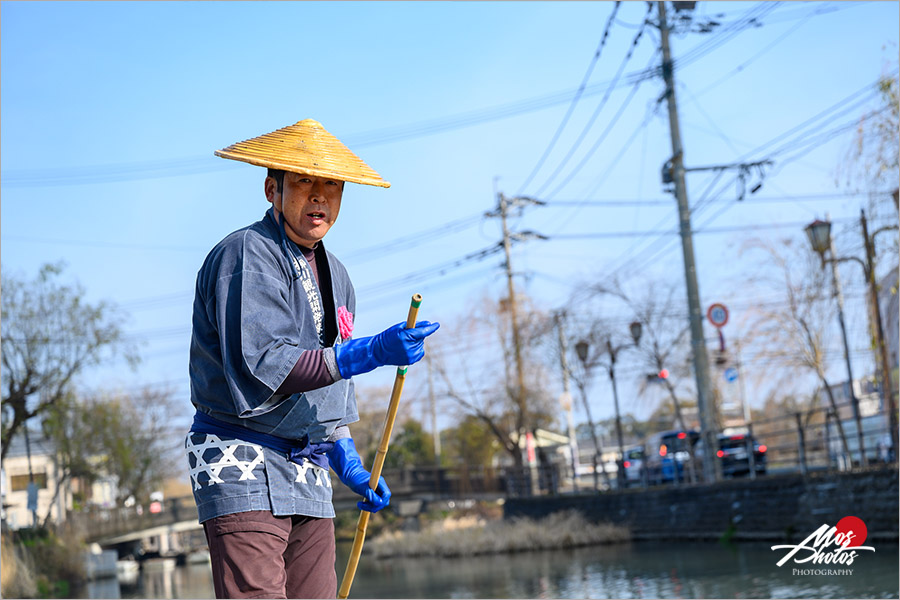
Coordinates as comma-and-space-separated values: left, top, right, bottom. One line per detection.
657, 1, 718, 482
487, 192, 545, 491
499, 193, 528, 434
426, 352, 441, 466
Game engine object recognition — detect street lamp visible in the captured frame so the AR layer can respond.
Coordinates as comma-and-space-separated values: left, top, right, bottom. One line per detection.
606, 322, 643, 488
574, 339, 606, 491
576, 322, 643, 490
805, 213, 899, 463
804, 219, 832, 256
575, 340, 590, 364
804, 216, 866, 466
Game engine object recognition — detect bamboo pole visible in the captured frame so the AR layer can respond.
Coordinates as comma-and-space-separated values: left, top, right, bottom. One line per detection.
338, 293, 422, 599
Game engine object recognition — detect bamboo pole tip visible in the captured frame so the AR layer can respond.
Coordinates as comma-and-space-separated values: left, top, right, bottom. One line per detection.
411, 294, 422, 308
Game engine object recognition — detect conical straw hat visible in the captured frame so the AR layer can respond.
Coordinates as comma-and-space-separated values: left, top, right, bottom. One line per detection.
215, 119, 390, 188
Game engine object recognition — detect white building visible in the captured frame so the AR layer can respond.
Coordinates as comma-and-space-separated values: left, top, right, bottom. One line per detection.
1, 430, 70, 529
817, 377, 891, 465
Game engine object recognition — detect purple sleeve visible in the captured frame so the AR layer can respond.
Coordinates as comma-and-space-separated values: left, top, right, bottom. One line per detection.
275, 349, 335, 394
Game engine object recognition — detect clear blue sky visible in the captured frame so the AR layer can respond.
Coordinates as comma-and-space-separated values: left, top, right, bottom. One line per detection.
2, 1, 898, 434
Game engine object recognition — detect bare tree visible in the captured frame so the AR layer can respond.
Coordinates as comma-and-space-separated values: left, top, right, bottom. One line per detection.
562, 317, 614, 490
42, 386, 181, 514
592, 278, 696, 433
741, 238, 853, 461
1, 263, 137, 461
583, 278, 703, 482
431, 293, 556, 468
837, 69, 899, 211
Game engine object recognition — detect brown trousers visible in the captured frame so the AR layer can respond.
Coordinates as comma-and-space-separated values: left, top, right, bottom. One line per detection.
203, 511, 337, 599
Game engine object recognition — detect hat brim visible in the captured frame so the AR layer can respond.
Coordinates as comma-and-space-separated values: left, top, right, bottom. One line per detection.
215, 119, 391, 188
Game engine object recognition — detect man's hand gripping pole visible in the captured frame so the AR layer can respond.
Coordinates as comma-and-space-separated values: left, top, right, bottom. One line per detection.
338, 293, 422, 599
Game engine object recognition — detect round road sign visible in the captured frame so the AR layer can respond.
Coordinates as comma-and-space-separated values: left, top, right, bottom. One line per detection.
707, 303, 729, 328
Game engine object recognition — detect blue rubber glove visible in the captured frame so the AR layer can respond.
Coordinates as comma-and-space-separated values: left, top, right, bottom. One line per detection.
325, 438, 391, 513
334, 320, 440, 379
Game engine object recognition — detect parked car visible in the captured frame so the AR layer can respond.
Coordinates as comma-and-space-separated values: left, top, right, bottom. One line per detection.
622, 445, 645, 485
643, 430, 700, 484
695, 432, 767, 478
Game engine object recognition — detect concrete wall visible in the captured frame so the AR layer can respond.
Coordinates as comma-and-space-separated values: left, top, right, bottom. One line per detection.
504, 465, 898, 542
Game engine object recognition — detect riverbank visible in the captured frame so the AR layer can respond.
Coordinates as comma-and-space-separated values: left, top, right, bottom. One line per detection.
505, 464, 899, 542
369, 509, 630, 558
1, 528, 88, 598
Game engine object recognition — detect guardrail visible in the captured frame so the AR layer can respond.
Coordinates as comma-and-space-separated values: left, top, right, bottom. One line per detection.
746, 399, 894, 473
71, 464, 538, 541
70, 496, 197, 542
71, 401, 892, 542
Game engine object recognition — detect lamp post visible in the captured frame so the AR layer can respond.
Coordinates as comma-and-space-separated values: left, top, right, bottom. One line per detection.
577, 322, 643, 489
806, 213, 899, 462
574, 339, 607, 491
607, 322, 643, 488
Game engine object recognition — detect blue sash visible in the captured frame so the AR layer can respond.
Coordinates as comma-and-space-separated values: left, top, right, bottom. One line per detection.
191, 411, 333, 470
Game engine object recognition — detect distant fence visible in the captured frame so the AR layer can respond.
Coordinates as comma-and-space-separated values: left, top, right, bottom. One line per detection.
748, 399, 894, 474
67, 496, 197, 542
69, 465, 537, 541
63, 400, 895, 541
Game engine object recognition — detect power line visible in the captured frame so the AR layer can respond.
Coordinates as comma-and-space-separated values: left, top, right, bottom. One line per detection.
533, 5, 655, 198
759, 1, 873, 25
693, 9, 815, 98
0, 3, 862, 192
545, 54, 656, 200
671, 2, 783, 71
342, 213, 482, 264
565, 71, 899, 300
515, 1, 623, 195
678, 81, 742, 155
548, 217, 855, 240
0, 62, 659, 188
2, 235, 208, 253
362, 262, 500, 308
541, 191, 894, 208
740, 74, 892, 161
767, 105, 895, 176
541, 97, 662, 238
357, 243, 504, 296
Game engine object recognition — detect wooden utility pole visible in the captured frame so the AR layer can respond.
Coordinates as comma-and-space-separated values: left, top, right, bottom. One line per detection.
426, 352, 441, 466
487, 193, 545, 491
498, 193, 529, 436
657, 1, 718, 482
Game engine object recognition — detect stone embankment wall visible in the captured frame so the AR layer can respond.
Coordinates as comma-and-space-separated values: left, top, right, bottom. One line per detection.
504, 465, 898, 542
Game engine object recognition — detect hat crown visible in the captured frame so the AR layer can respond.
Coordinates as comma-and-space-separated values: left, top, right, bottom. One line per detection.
215, 120, 390, 188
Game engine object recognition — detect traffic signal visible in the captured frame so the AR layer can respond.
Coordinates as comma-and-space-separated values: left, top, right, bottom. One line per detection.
646, 369, 669, 383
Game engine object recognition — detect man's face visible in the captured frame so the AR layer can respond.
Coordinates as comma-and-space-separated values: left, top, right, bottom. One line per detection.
266, 172, 344, 247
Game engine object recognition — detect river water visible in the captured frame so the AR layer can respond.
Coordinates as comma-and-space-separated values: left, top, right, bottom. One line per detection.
89, 540, 898, 599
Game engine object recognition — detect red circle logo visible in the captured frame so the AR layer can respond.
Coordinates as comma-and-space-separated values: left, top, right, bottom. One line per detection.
835, 515, 867, 547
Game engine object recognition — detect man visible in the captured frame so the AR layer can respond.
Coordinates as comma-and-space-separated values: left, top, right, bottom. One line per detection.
185, 119, 440, 599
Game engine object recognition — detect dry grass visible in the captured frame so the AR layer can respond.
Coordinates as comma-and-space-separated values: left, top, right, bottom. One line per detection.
371, 510, 629, 559
1, 535, 37, 598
